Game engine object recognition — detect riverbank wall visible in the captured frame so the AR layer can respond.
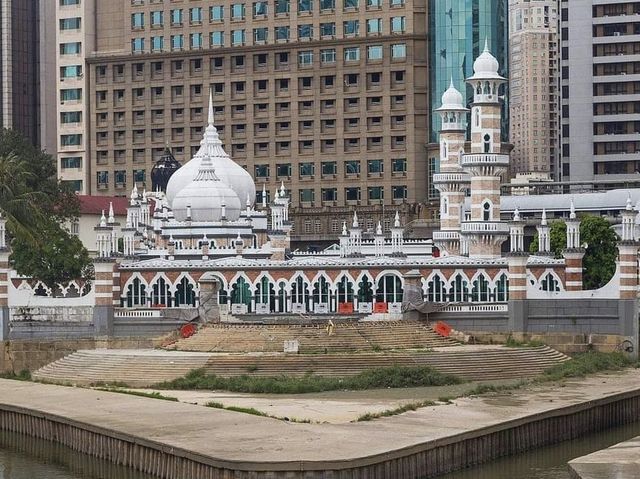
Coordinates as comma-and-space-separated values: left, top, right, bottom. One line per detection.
1, 379, 640, 478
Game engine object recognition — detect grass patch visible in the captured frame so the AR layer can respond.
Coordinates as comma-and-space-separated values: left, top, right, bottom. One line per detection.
356, 400, 436, 422
96, 387, 179, 402
537, 351, 633, 382
0, 370, 31, 381
505, 337, 546, 348
154, 365, 464, 394
205, 401, 311, 423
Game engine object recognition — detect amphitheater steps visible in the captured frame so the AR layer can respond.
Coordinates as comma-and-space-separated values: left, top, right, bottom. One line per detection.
32, 346, 568, 387
168, 321, 458, 353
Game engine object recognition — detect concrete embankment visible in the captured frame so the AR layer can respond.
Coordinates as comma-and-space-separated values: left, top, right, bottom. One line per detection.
1, 373, 640, 478
568, 435, 640, 478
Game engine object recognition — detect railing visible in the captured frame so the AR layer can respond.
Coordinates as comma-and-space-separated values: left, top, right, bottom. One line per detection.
432, 173, 471, 183
432, 231, 460, 241
114, 309, 163, 318
460, 221, 510, 233
461, 153, 510, 167
441, 304, 508, 313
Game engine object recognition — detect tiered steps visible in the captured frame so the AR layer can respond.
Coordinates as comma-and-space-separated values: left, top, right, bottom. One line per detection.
32, 346, 568, 387
167, 321, 458, 353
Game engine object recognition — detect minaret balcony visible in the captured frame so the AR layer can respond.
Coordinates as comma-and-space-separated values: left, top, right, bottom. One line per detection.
461, 153, 510, 168
432, 172, 471, 185
461, 221, 510, 235
433, 230, 460, 241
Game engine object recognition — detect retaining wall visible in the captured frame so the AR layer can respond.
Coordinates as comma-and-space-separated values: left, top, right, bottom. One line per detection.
1, 384, 640, 478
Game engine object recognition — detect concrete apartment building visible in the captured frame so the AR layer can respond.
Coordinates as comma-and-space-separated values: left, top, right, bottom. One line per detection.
56, 0, 429, 240
0, 0, 48, 149
560, 0, 640, 185
508, 0, 559, 181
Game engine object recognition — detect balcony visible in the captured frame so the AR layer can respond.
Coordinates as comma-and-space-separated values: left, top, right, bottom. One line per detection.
432, 231, 459, 241
432, 172, 471, 184
460, 153, 510, 168
460, 221, 510, 234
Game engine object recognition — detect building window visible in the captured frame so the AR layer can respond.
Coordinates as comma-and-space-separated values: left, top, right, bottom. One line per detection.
298, 24, 313, 39
321, 161, 337, 175
345, 160, 361, 175
344, 0, 359, 8
210, 5, 224, 21
232, 29, 246, 45
231, 3, 245, 19
170, 9, 183, 25
96, 171, 109, 186
368, 186, 384, 200
367, 0, 381, 6
344, 47, 360, 61
299, 189, 314, 202
392, 185, 407, 200
254, 27, 268, 43
367, 18, 382, 34
343, 20, 359, 35
134, 169, 146, 183
60, 88, 82, 101
255, 164, 269, 178
210, 31, 224, 47
60, 42, 81, 54
321, 0, 335, 8
392, 158, 406, 173
390, 16, 405, 33
277, 163, 292, 177
61, 111, 82, 123
321, 48, 336, 63
115, 170, 127, 186
190, 33, 203, 49
367, 45, 383, 60
391, 43, 406, 59
298, 0, 313, 12
60, 65, 82, 78
368, 159, 383, 174
151, 11, 164, 27
190, 7, 203, 24
345, 187, 360, 201
298, 50, 313, 65
300, 162, 315, 177
131, 12, 144, 28
59, 17, 81, 30
171, 34, 184, 50
61, 157, 81, 169
322, 188, 337, 201
320, 22, 335, 37
131, 38, 145, 53
151, 36, 164, 51
276, 0, 290, 13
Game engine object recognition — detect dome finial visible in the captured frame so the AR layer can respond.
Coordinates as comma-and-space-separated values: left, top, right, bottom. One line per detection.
541, 208, 547, 225
376, 221, 382, 235
342, 221, 347, 236
394, 211, 400, 228
108, 202, 115, 224
513, 207, 520, 222
569, 199, 576, 219
627, 192, 633, 211
484, 37, 489, 52
352, 211, 359, 228
100, 209, 106, 227
208, 88, 215, 126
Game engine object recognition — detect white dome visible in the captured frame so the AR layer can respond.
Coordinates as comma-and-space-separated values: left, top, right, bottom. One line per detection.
165, 94, 256, 208
172, 156, 242, 222
437, 79, 466, 111
470, 40, 503, 79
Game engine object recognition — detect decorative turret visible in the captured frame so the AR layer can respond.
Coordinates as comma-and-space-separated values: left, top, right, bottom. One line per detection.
95, 210, 115, 258
433, 79, 471, 256
348, 211, 363, 257
374, 221, 385, 257
537, 209, 551, 255
0, 212, 6, 250
509, 208, 525, 254
389, 211, 405, 257
621, 194, 636, 243
339, 221, 349, 258
563, 200, 585, 291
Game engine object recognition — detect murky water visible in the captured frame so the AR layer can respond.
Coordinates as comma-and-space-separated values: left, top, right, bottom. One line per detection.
1, 422, 640, 478
439, 421, 640, 479
0, 430, 154, 479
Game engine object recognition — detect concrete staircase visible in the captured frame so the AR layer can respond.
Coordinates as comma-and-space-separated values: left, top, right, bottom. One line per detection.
166, 321, 459, 353
32, 346, 569, 387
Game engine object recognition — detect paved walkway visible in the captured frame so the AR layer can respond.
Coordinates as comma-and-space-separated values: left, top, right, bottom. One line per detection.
569, 435, 640, 478
2, 371, 640, 467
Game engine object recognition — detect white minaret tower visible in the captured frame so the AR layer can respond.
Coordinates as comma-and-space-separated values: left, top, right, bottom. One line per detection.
461, 40, 510, 258
537, 209, 551, 255
432, 79, 471, 256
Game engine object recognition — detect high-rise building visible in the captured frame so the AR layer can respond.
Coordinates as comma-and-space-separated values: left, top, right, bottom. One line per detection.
0, 0, 42, 148
56, 0, 430, 241
508, 0, 560, 180
560, 0, 640, 185
56, 0, 95, 194
428, 0, 508, 143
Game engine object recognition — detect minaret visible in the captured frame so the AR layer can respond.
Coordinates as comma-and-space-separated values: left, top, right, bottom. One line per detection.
563, 200, 585, 291
461, 41, 510, 258
432, 79, 471, 256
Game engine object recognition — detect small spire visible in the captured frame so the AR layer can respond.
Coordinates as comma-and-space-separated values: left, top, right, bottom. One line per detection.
100, 210, 106, 227
280, 181, 286, 196
274, 187, 280, 200
221, 200, 227, 219
342, 221, 347, 236
246, 193, 251, 208
108, 202, 115, 224
449, 76, 455, 89
262, 183, 267, 208
186, 204, 192, 219
168, 233, 174, 244
569, 199, 576, 220
376, 221, 382, 235
513, 207, 520, 222
352, 211, 359, 228
541, 208, 547, 226
141, 188, 147, 203
483, 37, 489, 52
208, 88, 215, 126
394, 211, 400, 228
626, 192, 633, 211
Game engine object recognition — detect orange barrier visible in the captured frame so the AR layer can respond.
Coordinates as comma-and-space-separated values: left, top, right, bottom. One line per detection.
180, 323, 197, 339
373, 302, 388, 313
338, 302, 354, 314
434, 321, 452, 337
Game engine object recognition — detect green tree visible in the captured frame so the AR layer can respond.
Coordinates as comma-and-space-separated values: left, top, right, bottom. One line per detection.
530, 215, 618, 290
0, 129, 91, 289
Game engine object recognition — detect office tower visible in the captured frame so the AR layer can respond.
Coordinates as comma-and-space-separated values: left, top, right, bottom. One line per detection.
560, 0, 640, 184
58, 0, 429, 239
56, 0, 95, 193
509, 0, 560, 180
428, 0, 508, 143
0, 0, 42, 148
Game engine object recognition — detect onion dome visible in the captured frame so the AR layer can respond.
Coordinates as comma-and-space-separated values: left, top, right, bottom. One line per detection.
172, 154, 242, 223
165, 92, 256, 208
151, 147, 182, 193
469, 39, 504, 80
436, 78, 467, 112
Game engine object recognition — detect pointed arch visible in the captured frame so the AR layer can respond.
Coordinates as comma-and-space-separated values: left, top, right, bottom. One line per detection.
470, 272, 491, 303
424, 271, 447, 303
123, 274, 148, 307
149, 273, 172, 306
174, 273, 197, 307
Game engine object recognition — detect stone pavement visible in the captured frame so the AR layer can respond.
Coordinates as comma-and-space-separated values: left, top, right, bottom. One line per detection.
569, 435, 640, 478
2, 370, 640, 468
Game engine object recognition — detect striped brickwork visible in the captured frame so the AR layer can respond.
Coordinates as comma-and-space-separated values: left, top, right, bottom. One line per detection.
618, 243, 639, 300
93, 261, 117, 307
563, 250, 585, 291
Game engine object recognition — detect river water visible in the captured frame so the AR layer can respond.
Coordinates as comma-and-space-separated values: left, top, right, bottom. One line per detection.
1, 422, 640, 478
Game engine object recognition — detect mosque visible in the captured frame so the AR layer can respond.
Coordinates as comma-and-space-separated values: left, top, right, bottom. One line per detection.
78, 43, 605, 319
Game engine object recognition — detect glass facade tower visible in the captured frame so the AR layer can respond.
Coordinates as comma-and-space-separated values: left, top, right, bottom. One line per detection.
428, 0, 508, 142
